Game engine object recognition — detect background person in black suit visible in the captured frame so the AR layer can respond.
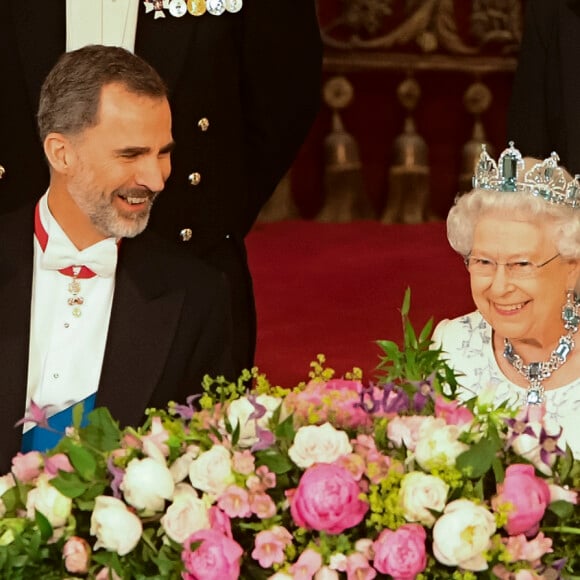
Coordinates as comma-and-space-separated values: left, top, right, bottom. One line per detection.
0, 1, 323, 375
0, 45, 233, 474
508, 0, 580, 174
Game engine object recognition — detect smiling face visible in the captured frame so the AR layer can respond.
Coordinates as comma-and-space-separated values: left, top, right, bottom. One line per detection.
469, 212, 580, 346
47, 82, 173, 246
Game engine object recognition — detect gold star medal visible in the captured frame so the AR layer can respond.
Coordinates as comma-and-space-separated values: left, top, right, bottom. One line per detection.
187, 0, 206, 16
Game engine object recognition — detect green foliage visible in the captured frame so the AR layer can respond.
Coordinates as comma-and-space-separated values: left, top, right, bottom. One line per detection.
374, 288, 459, 397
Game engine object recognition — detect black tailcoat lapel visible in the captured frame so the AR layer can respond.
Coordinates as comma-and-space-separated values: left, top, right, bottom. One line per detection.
0, 205, 35, 470
96, 232, 187, 428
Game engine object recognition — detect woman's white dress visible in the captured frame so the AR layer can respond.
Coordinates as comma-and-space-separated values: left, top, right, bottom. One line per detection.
433, 311, 580, 459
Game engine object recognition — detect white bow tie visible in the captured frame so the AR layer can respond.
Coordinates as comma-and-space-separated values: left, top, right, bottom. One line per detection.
42, 236, 118, 278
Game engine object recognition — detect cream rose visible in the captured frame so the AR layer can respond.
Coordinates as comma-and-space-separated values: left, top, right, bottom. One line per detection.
189, 445, 235, 495
26, 474, 72, 528
432, 499, 496, 571
121, 457, 175, 513
169, 446, 200, 483
288, 423, 353, 468
415, 422, 469, 470
225, 395, 282, 448
0, 474, 15, 518
161, 483, 210, 543
400, 471, 449, 526
90, 496, 142, 556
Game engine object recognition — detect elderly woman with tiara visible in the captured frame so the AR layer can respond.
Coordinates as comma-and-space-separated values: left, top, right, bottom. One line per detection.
433, 142, 580, 458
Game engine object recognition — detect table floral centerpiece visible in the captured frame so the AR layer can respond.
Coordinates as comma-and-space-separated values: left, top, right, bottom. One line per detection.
0, 291, 578, 579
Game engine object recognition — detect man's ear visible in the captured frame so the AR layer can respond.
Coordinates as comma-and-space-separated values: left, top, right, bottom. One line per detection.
43, 132, 74, 173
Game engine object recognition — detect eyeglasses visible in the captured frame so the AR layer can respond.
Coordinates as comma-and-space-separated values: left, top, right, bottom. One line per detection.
464, 253, 561, 279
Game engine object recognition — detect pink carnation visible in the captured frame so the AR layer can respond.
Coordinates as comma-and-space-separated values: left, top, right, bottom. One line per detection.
289, 548, 323, 580
493, 464, 550, 536
251, 526, 292, 568
217, 485, 251, 518
290, 463, 368, 534
182, 529, 243, 580
250, 492, 277, 519
434, 396, 474, 427
373, 524, 427, 580
345, 552, 377, 580
284, 379, 374, 429
504, 532, 553, 563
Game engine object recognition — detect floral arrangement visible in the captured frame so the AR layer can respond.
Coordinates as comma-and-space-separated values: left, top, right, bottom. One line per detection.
0, 291, 579, 579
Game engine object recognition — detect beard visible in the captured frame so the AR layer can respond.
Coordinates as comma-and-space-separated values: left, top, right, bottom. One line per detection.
69, 184, 160, 239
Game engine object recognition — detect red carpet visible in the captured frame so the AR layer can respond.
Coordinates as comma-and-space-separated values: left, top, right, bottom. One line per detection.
246, 220, 474, 387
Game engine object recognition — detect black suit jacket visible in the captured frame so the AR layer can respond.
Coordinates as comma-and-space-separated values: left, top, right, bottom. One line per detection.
0, 204, 233, 474
508, 0, 580, 174
0, 0, 322, 371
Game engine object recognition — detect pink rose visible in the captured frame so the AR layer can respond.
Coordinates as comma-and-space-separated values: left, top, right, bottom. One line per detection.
373, 524, 427, 580
182, 529, 243, 580
11, 451, 43, 483
290, 463, 368, 534
493, 464, 550, 536
62, 536, 91, 574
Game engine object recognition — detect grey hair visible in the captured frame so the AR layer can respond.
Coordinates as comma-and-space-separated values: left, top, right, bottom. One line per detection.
37, 44, 168, 142
447, 188, 580, 260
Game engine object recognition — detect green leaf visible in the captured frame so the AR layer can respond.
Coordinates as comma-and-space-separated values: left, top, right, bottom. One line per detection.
50, 471, 89, 499
82, 408, 121, 451
274, 413, 295, 441
255, 450, 294, 474
456, 437, 499, 479
401, 287, 411, 317
33, 510, 53, 543
67, 445, 98, 481
549, 499, 575, 519
72, 402, 85, 429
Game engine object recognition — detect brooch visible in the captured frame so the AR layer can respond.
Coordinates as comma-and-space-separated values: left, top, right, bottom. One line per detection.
144, 0, 242, 18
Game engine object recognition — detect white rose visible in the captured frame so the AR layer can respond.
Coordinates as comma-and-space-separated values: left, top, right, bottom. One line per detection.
288, 423, 352, 468
189, 445, 234, 495
400, 471, 449, 526
225, 395, 281, 448
169, 447, 199, 483
161, 483, 210, 543
415, 423, 469, 470
0, 474, 15, 518
432, 499, 496, 571
90, 496, 142, 556
26, 474, 72, 528
121, 457, 175, 513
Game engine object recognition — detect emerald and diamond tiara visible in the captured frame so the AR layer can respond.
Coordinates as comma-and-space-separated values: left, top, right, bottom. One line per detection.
472, 141, 580, 209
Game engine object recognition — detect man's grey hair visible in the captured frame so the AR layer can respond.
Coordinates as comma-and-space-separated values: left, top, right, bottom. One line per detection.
38, 44, 168, 142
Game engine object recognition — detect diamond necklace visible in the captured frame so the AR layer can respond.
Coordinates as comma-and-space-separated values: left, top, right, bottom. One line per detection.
503, 332, 576, 405
503, 291, 580, 405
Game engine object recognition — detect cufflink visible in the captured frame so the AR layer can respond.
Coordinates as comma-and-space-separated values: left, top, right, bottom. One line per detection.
0, 165, 5, 179
197, 117, 209, 132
